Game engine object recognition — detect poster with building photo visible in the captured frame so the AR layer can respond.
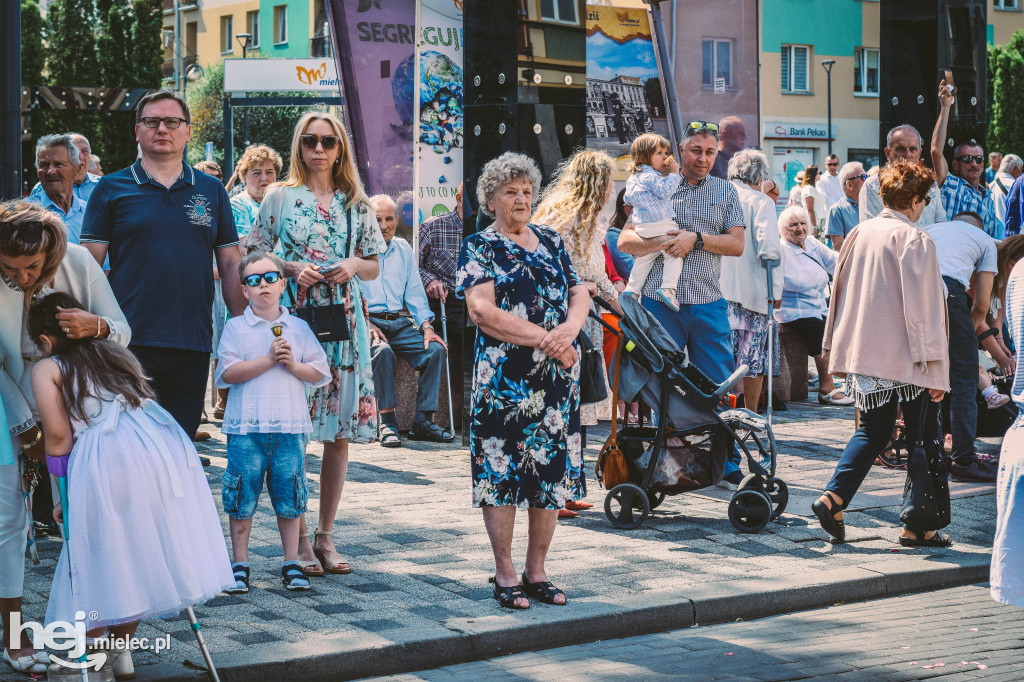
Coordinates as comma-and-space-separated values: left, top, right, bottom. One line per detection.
585, 5, 669, 177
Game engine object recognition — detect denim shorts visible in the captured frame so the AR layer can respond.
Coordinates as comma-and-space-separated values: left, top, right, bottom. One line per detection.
222, 433, 308, 520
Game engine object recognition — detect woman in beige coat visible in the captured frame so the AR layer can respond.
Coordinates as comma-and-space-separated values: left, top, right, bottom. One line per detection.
813, 161, 951, 546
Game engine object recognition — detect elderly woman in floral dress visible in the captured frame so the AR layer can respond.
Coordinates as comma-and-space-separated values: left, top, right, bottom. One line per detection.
245, 112, 384, 579
458, 152, 590, 610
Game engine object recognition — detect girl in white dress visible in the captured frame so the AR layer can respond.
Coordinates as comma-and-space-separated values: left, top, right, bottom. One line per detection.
29, 292, 234, 675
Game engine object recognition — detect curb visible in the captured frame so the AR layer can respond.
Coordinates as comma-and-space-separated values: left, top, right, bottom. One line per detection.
133, 553, 991, 681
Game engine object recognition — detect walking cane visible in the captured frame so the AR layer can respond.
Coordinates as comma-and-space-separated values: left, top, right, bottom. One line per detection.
46, 453, 89, 682
761, 257, 780, 428
439, 300, 455, 432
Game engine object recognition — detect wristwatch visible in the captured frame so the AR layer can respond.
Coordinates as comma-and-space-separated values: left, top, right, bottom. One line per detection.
693, 232, 704, 250
422, 323, 434, 333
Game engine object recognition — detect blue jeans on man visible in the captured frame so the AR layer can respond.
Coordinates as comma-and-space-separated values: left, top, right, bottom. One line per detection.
369, 315, 445, 416
642, 296, 743, 476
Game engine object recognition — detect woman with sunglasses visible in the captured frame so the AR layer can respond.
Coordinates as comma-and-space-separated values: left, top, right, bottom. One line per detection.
0, 201, 129, 674
814, 160, 951, 547
245, 112, 385, 579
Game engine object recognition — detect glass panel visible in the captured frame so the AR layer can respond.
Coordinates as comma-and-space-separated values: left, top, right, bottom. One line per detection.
557, 0, 576, 23
717, 40, 731, 85
541, 0, 555, 20
867, 49, 879, 93
781, 46, 790, 91
793, 46, 808, 91
702, 40, 713, 86
854, 48, 863, 93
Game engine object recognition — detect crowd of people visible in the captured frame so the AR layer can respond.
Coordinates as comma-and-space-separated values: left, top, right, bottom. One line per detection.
3, 75, 1024, 677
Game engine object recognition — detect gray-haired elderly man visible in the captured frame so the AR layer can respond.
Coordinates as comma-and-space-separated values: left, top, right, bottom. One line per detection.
989, 153, 1023, 228
825, 162, 866, 251
29, 132, 101, 203
859, 124, 945, 226
24, 134, 88, 243
618, 120, 747, 488
358, 194, 452, 447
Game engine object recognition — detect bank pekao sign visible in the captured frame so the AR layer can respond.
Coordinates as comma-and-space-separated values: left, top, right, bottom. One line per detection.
763, 121, 837, 141
223, 59, 342, 92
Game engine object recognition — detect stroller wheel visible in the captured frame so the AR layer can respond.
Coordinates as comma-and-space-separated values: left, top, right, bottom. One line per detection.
765, 477, 789, 519
728, 489, 772, 533
647, 489, 666, 510
605, 484, 651, 530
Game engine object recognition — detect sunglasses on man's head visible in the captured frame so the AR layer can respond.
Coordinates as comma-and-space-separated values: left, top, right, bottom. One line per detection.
0, 221, 44, 245
244, 271, 282, 287
686, 121, 719, 133
956, 154, 984, 164
140, 116, 188, 129
299, 134, 341, 151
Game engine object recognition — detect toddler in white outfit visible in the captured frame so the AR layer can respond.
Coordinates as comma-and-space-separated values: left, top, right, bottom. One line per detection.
624, 133, 683, 312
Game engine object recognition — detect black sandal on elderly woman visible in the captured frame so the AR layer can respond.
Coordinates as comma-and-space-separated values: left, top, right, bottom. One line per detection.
899, 529, 953, 547
522, 572, 567, 605
812, 491, 846, 542
489, 577, 529, 609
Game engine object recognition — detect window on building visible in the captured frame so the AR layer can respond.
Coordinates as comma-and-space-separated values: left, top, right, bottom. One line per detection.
247, 10, 259, 48
702, 39, 733, 88
220, 15, 233, 54
995, 0, 1018, 10
274, 5, 288, 44
540, 0, 578, 25
781, 44, 810, 93
854, 48, 879, 95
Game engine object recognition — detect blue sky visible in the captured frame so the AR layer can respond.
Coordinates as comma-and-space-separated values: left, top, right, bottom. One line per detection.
587, 31, 659, 82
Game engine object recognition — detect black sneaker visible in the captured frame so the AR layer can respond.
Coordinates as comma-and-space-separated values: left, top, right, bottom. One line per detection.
716, 470, 745, 491
949, 459, 998, 483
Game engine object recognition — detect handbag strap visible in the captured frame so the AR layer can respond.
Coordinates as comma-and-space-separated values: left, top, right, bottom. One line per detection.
607, 336, 625, 447
299, 204, 359, 310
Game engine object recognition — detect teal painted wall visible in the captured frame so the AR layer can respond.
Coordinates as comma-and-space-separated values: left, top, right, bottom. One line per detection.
762, 0, 863, 56
258, 0, 311, 58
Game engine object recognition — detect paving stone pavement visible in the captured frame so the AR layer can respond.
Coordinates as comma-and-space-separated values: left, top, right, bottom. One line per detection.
3, 398, 1001, 680
370, 583, 1024, 681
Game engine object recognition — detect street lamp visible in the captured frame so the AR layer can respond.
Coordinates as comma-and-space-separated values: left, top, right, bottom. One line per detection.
235, 33, 253, 147
820, 59, 836, 155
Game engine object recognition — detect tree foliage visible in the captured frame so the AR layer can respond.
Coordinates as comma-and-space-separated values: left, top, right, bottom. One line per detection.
989, 34, 1024, 157
21, 1, 45, 86
185, 60, 324, 176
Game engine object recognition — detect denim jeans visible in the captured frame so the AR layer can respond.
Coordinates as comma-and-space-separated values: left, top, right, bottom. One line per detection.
826, 392, 941, 505
642, 296, 742, 476
942, 277, 978, 466
223, 433, 307, 519
369, 316, 446, 413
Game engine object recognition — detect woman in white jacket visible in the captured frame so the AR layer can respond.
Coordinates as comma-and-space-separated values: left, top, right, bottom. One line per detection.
0, 201, 130, 674
720, 150, 784, 411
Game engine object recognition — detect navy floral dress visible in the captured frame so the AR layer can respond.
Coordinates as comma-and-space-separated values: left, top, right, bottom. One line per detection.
456, 225, 585, 509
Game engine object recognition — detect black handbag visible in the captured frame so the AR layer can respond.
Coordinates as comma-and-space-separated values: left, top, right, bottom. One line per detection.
292, 206, 354, 343
900, 399, 951, 533
294, 282, 350, 342
530, 226, 608, 405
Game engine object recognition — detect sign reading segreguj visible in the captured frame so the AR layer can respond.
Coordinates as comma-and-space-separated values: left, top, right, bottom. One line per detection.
413, 0, 464, 239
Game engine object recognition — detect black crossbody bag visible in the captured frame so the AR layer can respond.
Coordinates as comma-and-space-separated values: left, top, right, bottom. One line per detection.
293, 206, 354, 342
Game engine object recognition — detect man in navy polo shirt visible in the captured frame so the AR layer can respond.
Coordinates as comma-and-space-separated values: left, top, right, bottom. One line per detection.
81, 89, 245, 450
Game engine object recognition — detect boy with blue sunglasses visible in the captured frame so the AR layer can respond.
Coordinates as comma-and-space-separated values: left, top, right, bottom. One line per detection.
215, 250, 330, 592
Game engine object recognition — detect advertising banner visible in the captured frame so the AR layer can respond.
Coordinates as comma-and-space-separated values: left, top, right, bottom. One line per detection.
223, 58, 342, 92
329, 0, 417, 207
413, 0, 464, 233
585, 4, 669, 179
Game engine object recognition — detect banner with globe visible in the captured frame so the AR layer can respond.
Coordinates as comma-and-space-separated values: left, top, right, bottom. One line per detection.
413, 0, 464, 233
329, 0, 416, 221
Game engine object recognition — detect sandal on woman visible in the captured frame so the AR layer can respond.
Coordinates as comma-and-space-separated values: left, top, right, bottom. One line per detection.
489, 577, 529, 609
313, 530, 352, 574
521, 571, 567, 605
224, 562, 250, 594
818, 388, 854, 406
565, 499, 593, 510
899, 530, 953, 548
282, 561, 311, 591
297, 533, 325, 577
3, 648, 49, 674
811, 491, 846, 542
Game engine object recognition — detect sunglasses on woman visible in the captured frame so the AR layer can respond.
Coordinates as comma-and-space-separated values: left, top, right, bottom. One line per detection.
299, 134, 341, 151
244, 271, 282, 287
0, 221, 44, 245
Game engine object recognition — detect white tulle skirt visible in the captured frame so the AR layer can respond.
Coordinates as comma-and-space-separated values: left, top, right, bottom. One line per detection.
993, 412, 1024, 608
45, 399, 234, 629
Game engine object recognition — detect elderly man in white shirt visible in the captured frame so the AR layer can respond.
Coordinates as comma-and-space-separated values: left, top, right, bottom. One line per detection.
990, 154, 1023, 228
721, 149, 784, 413
859, 124, 945, 226
359, 194, 451, 448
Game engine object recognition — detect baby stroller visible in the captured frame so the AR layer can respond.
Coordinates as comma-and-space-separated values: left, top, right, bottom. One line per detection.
595, 293, 787, 533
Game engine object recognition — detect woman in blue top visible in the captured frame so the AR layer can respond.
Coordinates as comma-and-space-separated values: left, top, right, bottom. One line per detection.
458, 152, 590, 610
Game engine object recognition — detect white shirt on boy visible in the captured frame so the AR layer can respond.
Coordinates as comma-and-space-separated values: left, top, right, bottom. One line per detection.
215, 305, 330, 435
